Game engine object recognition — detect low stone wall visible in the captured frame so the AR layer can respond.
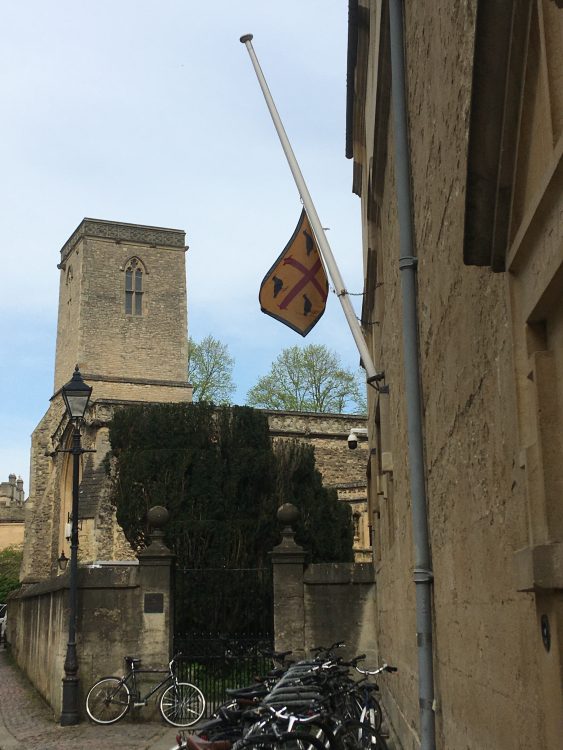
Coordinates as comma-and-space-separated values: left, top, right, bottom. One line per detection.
8, 576, 68, 716
303, 563, 377, 663
7, 536, 173, 720
272, 515, 377, 663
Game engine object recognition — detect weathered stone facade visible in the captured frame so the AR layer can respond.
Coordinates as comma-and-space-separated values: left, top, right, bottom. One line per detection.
23, 218, 369, 583
348, 1, 563, 748
266, 411, 370, 561
8, 518, 174, 719
22, 219, 192, 582
54, 219, 190, 396
0, 474, 25, 549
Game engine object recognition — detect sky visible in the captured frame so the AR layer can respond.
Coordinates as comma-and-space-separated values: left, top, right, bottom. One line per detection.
0, 1, 366, 492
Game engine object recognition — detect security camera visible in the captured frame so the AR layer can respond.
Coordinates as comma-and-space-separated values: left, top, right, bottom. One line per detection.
347, 431, 359, 450
347, 427, 368, 450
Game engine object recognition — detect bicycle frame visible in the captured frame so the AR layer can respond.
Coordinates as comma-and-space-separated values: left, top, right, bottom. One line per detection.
122, 662, 176, 705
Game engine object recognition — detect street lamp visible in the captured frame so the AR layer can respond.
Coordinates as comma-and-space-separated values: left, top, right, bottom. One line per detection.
60, 365, 92, 726
58, 551, 69, 571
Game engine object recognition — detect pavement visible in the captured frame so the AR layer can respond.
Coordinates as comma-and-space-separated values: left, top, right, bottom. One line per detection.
0, 648, 184, 750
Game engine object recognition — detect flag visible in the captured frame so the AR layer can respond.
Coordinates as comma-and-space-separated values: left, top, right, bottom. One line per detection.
259, 209, 329, 336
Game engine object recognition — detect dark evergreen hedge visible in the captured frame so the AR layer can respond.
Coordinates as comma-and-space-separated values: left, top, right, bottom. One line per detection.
106, 402, 353, 634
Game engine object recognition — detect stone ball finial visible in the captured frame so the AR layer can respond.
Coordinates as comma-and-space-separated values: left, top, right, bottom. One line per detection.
147, 505, 169, 530
277, 502, 299, 528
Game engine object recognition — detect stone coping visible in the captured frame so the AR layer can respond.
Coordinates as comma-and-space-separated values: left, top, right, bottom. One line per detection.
13, 563, 140, 598
303, 562, 375, 585
60, 218, 186, 265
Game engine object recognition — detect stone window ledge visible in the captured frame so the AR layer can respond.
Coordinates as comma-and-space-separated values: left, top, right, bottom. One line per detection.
513, 542, 563, 592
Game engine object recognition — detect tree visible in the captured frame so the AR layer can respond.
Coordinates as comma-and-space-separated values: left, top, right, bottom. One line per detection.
106, 402, 353, 635
247, 344, 367, 413
274, 440, 354, 563
0, 546, 22, 602
188, 335, 235, 404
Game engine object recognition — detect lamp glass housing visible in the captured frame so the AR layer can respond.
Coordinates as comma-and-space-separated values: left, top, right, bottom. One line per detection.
61, 366, 92, 420
58, 551, 69, 571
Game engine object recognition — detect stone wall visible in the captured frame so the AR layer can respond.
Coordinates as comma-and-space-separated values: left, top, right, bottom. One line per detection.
23, 402, 371, 583
348, 1, 563, 748
303, 563, 377, 665
0, 474, 25, 550
7, 534, 173, 719
54, 219, 190, 395
266, 410, 371, 561
271, 519, 377, 665
0, 523, 24, 550
24, 218, 193, 583
22, 398, 137, 583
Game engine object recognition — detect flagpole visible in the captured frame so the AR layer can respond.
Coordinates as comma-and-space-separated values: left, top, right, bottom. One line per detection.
240, 34, 380, 385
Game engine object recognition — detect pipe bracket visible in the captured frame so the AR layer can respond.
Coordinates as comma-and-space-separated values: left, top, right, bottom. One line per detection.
419, 698, 434, 711
399, 256, 418, 270
413, 567, 434, 583
417, 632, 433, 647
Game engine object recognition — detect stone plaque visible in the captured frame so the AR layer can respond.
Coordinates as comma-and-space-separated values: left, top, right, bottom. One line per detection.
144, 593, 164, 613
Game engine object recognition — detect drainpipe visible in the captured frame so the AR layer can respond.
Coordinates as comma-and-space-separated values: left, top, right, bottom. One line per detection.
388, 1, 436, 749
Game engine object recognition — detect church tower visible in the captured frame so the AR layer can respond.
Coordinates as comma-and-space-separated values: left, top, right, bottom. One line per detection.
22, 219, 192, 583
54, 218, 191, 402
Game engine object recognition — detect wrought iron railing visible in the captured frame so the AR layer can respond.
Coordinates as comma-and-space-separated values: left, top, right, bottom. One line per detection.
174, 634, 274, 715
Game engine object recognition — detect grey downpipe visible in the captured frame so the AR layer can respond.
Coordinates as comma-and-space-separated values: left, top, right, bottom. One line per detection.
388, 1, 436, 749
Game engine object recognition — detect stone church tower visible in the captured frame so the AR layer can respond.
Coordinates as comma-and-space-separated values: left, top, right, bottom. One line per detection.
22, 219, 192, 582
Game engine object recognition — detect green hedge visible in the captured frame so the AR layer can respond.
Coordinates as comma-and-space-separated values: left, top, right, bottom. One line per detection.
107, 402, 353, 634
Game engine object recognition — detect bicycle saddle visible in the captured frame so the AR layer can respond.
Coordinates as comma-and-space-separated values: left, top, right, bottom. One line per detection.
125, 656, 142, 667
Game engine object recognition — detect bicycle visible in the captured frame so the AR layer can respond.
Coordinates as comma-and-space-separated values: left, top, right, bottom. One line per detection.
353, 662, 397, 733
85, 652, 205, 727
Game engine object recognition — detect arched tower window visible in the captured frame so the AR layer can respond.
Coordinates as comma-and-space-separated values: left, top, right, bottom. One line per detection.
125, 258, 143, 315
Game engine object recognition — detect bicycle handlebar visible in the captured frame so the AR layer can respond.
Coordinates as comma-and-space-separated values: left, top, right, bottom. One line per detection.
168, 652, 183, 671
310, 641, 346, 657
355, 662, 398, 676
341, 653, 366, 667
267, 705, 322, 723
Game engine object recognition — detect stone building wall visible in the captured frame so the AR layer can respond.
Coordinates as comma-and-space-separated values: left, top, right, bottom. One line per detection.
8, 540, 173, 720
0, 524, 24, 550
23, 218, 371, 585
266, 410, 371, 561
0, 474, 25, 550
348, 1, 562, 749
54, 219, 189, 393
22, 219, 193, 583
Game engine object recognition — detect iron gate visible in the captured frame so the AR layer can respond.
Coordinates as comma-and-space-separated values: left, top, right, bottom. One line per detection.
173, 567, 273, 714
174, 634, 273, 714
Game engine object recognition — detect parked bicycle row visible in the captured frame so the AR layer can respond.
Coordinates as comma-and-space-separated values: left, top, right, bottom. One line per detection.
171, 641, 397, 750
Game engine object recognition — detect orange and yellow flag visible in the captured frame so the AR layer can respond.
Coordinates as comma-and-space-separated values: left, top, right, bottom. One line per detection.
259, 210, 329, 336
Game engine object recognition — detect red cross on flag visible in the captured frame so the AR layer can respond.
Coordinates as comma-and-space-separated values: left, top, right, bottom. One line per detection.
259, 210, 329, 336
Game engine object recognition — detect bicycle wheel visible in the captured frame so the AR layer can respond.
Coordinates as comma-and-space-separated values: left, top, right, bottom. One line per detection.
239, 731, 328, 750
86, 676, 130, 724
363, 700, 383, 733
277, 731, 329, 750
160, 681, 206, 727
334, 721, 388, 750
295, 720, 339, 750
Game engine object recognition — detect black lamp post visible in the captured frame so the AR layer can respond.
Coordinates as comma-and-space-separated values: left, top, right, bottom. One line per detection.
60, 365, 92, 726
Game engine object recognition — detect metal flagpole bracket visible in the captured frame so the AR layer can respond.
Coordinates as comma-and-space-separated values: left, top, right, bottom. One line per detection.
367, 371, 389, 394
